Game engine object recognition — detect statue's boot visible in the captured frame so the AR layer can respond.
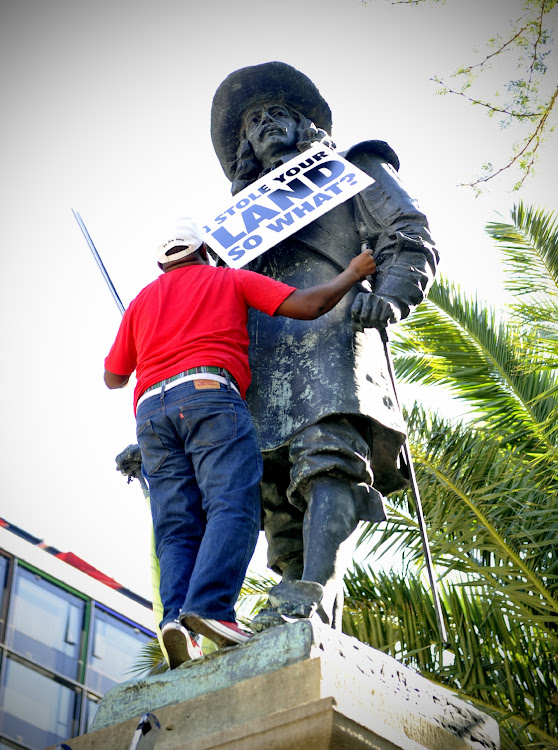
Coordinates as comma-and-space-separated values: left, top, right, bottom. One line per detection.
251, 476, 360, 632
250, 579, 324, 632
300, 475, 360, 629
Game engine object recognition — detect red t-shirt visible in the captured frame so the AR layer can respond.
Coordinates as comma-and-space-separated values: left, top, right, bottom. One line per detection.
105, 264, 295, 412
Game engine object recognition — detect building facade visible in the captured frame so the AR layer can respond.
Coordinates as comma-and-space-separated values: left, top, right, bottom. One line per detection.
0, 521, 155, 750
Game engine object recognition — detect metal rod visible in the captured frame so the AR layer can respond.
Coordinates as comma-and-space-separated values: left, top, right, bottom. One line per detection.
129, 712, 160, 750
72, 208, 125, 316
380, 327, 448, 644
353, 210, 448, 643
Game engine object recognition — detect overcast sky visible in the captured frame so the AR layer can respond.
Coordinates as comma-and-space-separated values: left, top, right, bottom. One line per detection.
1, 0, 556, 602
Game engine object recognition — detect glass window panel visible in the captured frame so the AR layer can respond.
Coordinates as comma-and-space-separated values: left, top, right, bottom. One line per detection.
0, 656, 79, 750
6, 567, 85, 680
84, 694, 100, 733
86, 608, 151, 695
0, 554, 9, 639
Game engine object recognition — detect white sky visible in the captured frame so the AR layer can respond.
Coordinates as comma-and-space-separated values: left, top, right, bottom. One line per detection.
1, 0, 556, 603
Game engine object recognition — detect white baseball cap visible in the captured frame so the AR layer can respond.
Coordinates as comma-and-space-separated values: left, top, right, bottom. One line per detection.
156, 216, 204, 264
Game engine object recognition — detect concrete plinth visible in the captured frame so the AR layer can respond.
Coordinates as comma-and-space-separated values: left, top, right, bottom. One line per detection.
49, 620, 500, 750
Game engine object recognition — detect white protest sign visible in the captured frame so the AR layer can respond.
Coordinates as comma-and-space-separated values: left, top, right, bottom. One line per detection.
202, 144, 374, 269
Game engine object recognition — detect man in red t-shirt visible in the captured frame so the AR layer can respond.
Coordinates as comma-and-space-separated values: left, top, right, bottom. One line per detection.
105, 216, 375, 668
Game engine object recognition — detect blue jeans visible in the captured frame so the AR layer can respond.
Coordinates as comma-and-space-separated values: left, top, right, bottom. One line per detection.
136, 380, 262, 627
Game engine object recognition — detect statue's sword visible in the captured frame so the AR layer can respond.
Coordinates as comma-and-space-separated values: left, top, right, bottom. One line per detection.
72, 208, 125, 316
353, 196, 447, 642
378, 323, 448, 643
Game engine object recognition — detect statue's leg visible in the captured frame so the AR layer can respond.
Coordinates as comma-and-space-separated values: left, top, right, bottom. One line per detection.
252, 418, 385, 632
254, 473, 364, 630
260, 447, 305, 580
301, 475, 360, 628
250, 450, 309, 632
288, 418, 385, 628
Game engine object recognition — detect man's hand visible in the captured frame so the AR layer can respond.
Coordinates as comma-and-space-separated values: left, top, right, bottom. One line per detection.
351, 292, 402, 332
275, 249, 376, 320
347, 249, 376, 281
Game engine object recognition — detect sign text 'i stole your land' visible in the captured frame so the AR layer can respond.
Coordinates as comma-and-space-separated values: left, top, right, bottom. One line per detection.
203, 143, 374, 269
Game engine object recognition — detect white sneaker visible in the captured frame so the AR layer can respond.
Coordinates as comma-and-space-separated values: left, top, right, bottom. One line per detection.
161, 620, 203, 668
182, 615, 252, 647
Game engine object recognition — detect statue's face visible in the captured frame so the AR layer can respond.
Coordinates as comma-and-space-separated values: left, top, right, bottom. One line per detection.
242, 102, 298, 167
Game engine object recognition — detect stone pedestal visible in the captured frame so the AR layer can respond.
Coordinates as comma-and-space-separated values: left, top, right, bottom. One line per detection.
49, 620, 499, 750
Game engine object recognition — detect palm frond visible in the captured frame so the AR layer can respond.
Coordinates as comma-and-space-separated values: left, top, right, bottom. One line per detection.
127, 637, 168, 677
359, 408, 558, 625
393, 279, 558, 452
486, 202, 558, 300
236, 571, 279, 621
486, 203, 558, 424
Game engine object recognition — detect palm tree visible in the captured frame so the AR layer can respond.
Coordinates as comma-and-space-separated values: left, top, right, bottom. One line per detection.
342, 202, 558, 749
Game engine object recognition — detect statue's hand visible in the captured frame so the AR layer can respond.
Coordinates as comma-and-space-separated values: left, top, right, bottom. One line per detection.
115, 444, 143, 480
351, 292, 402, 332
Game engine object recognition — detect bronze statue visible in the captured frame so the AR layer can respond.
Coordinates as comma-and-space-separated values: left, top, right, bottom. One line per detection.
210, 62, 439, 631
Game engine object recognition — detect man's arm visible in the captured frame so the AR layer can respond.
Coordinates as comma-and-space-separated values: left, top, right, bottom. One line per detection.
275, 249, 375, 320
104, 370, 130, 389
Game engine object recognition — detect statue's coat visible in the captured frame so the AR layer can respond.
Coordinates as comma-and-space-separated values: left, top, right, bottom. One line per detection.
245, 141, 438, 496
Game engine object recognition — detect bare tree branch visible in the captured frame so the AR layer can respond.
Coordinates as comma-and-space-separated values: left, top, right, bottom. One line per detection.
385, 0, 557, 188
432, 78, 544, 119
459, 86, 558, 189
461, 23, 532, 75
528, 0, 548, 84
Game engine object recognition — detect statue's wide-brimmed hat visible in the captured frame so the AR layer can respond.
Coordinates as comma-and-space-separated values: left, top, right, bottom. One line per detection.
211, 61, 332, 180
